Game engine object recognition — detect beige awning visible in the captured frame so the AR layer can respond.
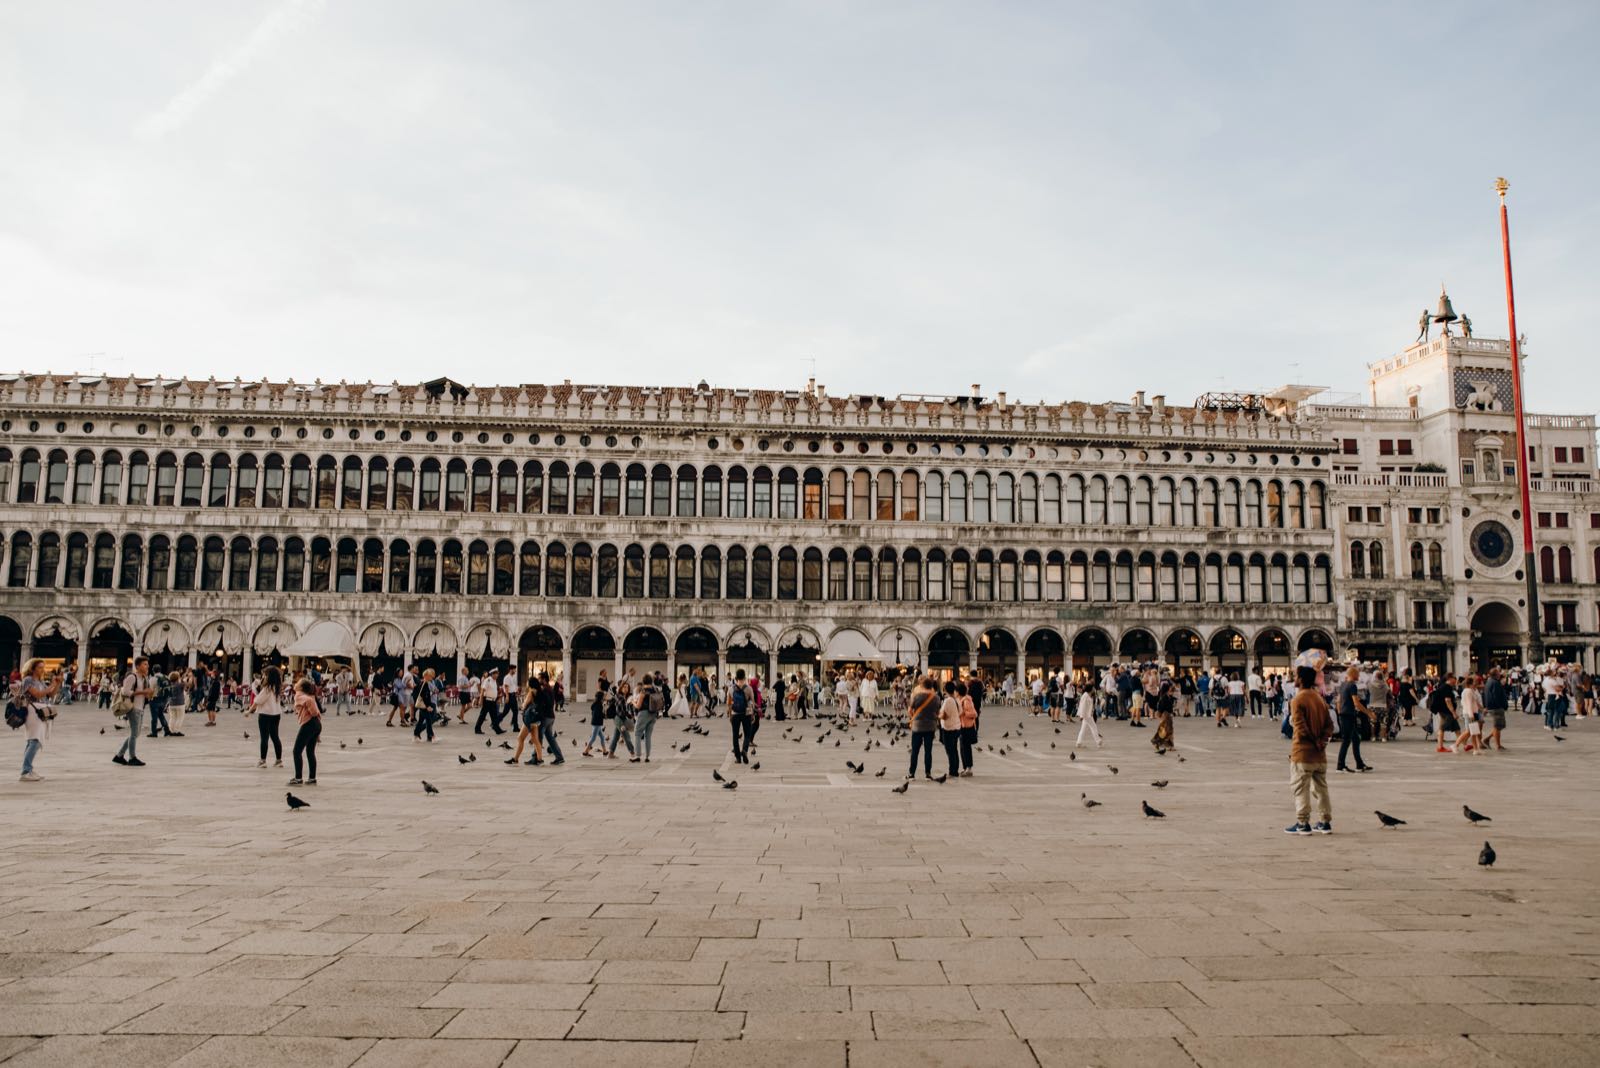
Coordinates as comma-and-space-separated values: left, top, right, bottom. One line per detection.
824, 629, 881, 662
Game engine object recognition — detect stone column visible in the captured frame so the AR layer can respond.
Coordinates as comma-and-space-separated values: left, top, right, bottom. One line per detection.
766, 649, 776, 686
667, 650, 677, 686
612, 650, 624, 682
75, 631, 89, 681
242, 647, 255, 684
1016, 651, 1027, 688
187, 647, 198, 669
454, 647, 464, 683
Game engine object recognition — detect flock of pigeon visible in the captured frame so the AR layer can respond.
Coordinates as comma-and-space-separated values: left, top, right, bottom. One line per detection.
275, 708, 1515, 867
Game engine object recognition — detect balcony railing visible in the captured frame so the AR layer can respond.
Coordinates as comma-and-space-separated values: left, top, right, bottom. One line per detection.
1333, 472, 1448, 488
1530, 478, 1595, 494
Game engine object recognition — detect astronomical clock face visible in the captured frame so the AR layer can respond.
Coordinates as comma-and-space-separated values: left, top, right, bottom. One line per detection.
1470, 520, 1514, 569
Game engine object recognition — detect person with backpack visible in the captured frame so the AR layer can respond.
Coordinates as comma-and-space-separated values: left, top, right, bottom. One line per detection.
728, 669, 755, 765
112, 657, 153, 768
534, 672, 564, 765
146, 671, 174, 738
906, 676, 940, 780
1483, 667, 1509, 751
635, 679, 665, 762
606, 681, 637, 759
583, 678, 611, 757
202, 665, 221, 727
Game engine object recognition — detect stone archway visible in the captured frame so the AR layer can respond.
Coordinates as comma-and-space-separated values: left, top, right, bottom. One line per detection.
1470, 602, 1522, 674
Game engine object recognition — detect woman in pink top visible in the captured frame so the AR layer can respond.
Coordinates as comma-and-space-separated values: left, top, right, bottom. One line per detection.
937, 682, 963, 780
288, 679, 322, 786
958, 683, 979, 777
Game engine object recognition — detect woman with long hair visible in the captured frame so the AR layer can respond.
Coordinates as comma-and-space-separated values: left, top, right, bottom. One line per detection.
251, 666, 285, 768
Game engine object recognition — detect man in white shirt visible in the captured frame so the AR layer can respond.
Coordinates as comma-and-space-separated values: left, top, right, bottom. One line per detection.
1247, 669, 1264, 718
114, 657, 154, 767
475, 668, 504, 734
503, 669, 519, 717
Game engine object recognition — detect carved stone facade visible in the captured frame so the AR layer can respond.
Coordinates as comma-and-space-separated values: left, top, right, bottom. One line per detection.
0, 374, 1340, 694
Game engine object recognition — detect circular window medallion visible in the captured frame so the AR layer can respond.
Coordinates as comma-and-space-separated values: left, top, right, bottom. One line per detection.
1470, 520, 1514, 568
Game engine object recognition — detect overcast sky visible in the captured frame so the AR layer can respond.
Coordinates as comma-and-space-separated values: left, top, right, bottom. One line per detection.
3, 1, 1596, 410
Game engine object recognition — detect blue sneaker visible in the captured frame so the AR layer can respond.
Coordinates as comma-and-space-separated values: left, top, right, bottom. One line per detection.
1312, 822, 1333, 835
1284, 823, 1312, 836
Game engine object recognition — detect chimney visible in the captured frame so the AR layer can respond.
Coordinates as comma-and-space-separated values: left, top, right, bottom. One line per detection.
971, 383, 981, 398
1132, 390, 1146, 409
806, 376, 815, 395
1151, 394, 1166, 414
997, 390, 1007, 406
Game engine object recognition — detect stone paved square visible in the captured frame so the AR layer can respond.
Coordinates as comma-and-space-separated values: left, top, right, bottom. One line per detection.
2, 704, 1597, 1067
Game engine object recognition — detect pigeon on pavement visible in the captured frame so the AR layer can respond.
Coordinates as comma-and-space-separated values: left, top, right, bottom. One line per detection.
286, 792, 310, 810
1463, 805, 1491, 824
1479, 841, 1496, 867
422, 781, 440, 795
1142, 800, 1166, 819
891, 781, 909, 794
1375, 811, 1406, 828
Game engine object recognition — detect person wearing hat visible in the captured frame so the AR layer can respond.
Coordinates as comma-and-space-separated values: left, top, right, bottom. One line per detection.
474, 667, 504, 734
14, 659, 60, 782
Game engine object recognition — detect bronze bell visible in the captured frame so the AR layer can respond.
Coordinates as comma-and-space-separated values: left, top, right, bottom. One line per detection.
1432, 288, 1459, 324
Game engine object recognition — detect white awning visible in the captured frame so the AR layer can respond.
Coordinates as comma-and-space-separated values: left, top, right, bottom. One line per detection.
197, 619, 246, 656
824, 629, 881, 662
412, 621, 457, 658
143, 618, 190, 655
253, 619, 296, 655
33, 616, 81, 643
878, 630, 920, 666
284, 620, 358, 660
358, 621, 406, 658
463, 622, 510, 659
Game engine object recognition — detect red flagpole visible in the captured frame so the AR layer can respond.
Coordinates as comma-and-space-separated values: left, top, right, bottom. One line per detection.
1497, 177, 1542, 663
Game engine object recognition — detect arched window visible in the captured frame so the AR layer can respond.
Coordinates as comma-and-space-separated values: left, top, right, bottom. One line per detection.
1090, 550, 1112, 601
852, 546, 873, 600
155, 451, 180, 506
651, 464, 673, 517
364, 457, 387, 510
315, 455, 338, 509
950, 548, 971, 601
852, 470, 871, 521
803, 467, 823, 520
648, 543, 670, 598
1247, 553, 1267, 602
1411, 541, 1425, 579
677, 465, 698, 517
16, 449, 40, 503
674, 545, 695, 598
1291, 553, 1311, 603
206, 451, 231, 508
1243, 479, 1262, 527
522, 460, 543, 513
144, 534, 168, 591
341, 456, 363, 510
1131, 477, 1152, 526
170, 534, 197, 590
118, 533, 143, 590
806, 547, 827, 600
923, 471, 943, 522
1087, 476, 1107, 524
1368, 542, 1385, 580
201, 535, 226, 591
497, 460, 517, 513
902, 547, 923, 600
1269, 553, 1289, 603
751, 467, 773, 519
1350, 541, 1366, 578
1065, 475, 1085, 524
727, 466, 748, 518
414, 539, 438, 594
543, 540, 566, 597
73, 449, 95, 505
773, 545, 795, 600
1285, 480, 1304, 529
1114, 549, 1136, 601
625, 464, 647, 516
92, 532, 116, 589
597, 543, 618, 597
62, 532, 88, 588
1203, 552, 1222, 602
900, 470, 920, 520
828, 468, 849, 520
1539, 545, 1555, 583
439, 538, 464, 594
1221, 479, 1241, 527
1307, 481, 1326, 529
466, 539, 489, 595
228, 535, 251, 591
623, 543, 644, 598
751, 545, 773, 598
363, 537, 386, 592
573, 461, 596, 515
972, 472, 991, 524
417, 458, 441, 510
386, 538, 408, 593
997, 549, 1019, 601
440, 459, 465, 512
1135, 550, 1156, 601
1022, 550, 1041, 600
1045, 549, 1065, 600
282, 536, 306, 592
599, 462, 621, 515
1198, 478, 1218, 527
1109, 476, 1130, 525
1429, 542, 1445, 580
926, 548, 947, 600
1223, 552, 1245, 603
1066, 550, 1087, 600
571, 544, 595, 601
1019, 474, 1039, 524
1314, 554, 1333, 601
1041, 473, 1062, 525
494, 539, 515, 595
547, 461, 569, 513
1181, 552, 1201, 601
1159, 551, 1179, 601
308, 536, 333, 592
471, 459, 493, 512
973, 548, 995, 600
127, 450, 150, 506
876, 470, 896, 521
725, 545, 747, 599
700, 545, 721, 599
776, 467, 797, 519
518, 540, 540, 596
180, 453, 204, 507
1154, 478, 1174, 526
1266, 480, 1283, 527
41, 450, 68, 505
702, 465, 723, 517
878, 547, 898, 601
948, 472, 968, 523
389, 457, 412, 510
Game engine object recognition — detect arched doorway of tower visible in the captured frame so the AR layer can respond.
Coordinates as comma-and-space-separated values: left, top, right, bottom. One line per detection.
0, 615, 21, 680
976, 627, 1017, 682
1254, 628, 1292, 673
517, 626, 562, 686
1024, 628, 1065, 683
622, 626, 669, 680
87, 620, 134, 681
725, 628, 769, 684
1209, 627, 1248, 676
1118, 628, 1158, 666
927, 628, 970, 680
1470, 602, 1522, 674
463, 622, 512, 679
570, 626, 614, 699
1071, 627, 1112, 681
1164, 628, 1203, 672
674, 627, 719, 684
31, 617, 79, 677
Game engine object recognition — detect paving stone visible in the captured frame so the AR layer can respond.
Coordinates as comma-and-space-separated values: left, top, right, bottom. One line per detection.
1336, 1034, 1512, 1066
741, 1011, 876, 1040
112, 1003, 300, 1035
1180, 1036, 1369, 1067
169, 1036, 375, 1068
432, 1010, 579, 1039
1171, 1005, 1355, 1036
1030, 1037, 1199, 1068
1005, 1007, 1187, 1038
688, 1040, 847, 1066
422, 981, 592, 1010
270, 1006, 460, 1038
348, 1038, 515, 1067
501, 1040, 693, 1067
2, 1035, 206, 1068
870, 1010, 1015, 1040
566, 1009, 744, 1041
849, 1039, 1038, 1067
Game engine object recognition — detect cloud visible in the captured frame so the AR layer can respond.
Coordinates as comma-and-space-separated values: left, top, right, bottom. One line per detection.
134, 0, 327, 139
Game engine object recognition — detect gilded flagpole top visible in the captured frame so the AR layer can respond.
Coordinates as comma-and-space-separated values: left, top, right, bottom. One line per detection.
1495, 176, 1509, 200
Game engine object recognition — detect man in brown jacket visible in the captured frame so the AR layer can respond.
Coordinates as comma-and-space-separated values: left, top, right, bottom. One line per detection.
1286, 664, 1335, 836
